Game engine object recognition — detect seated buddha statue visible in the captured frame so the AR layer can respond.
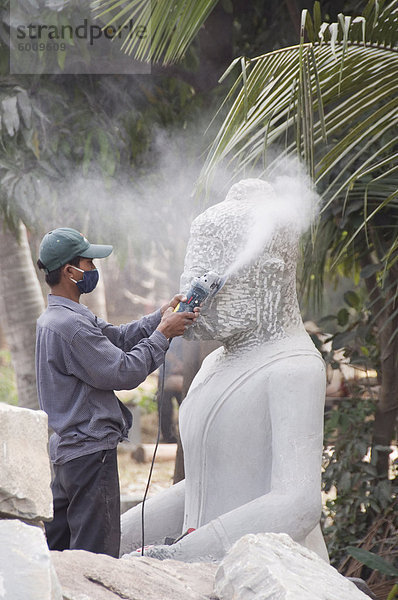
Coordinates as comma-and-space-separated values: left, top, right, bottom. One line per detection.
120, 178, 328, 563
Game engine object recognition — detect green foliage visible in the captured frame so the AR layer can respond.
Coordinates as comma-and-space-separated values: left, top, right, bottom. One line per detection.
0, 72, 206, 247
346, 547, 398, 599
197, 1, 398, 320
203, 1, 398, 185
316, 291, 397, 568
117, 382, 158, 414
318, 286, 380, 371
0, 82, 39, 231
388, 584, 398, 600
322, 394, 397, 566
0, 349, 18, 405
346, 547, 398, 577
136, 389, 158, 414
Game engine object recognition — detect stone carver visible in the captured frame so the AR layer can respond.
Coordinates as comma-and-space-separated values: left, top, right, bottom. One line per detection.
121, 178, 328, 563
36, 227, 199, 558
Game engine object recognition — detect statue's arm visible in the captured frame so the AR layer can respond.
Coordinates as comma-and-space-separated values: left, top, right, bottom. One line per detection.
120, 479, 186, 556
142, 355, 326, 562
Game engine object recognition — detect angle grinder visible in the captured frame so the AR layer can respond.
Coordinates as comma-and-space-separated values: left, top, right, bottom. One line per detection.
174, 271, 226, 312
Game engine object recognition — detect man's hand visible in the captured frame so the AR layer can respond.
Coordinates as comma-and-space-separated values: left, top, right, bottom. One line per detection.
160, 294, 186, 315
157, 306, 200, 339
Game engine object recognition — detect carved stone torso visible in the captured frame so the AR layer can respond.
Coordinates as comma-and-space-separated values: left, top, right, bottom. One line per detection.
180, 335, 322, 531
181, 180, 308, 349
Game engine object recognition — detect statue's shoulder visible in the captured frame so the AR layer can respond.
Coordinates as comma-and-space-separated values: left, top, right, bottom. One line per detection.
189, 346, 225, 391
201, 346, 224, 369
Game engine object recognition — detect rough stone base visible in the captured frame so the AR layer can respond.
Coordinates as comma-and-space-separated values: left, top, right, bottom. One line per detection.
0, 519, 62, 600
214, 533, 371, 600
52, 550, 218, 600
348, 577, 377, 599
0, 403, 52, 522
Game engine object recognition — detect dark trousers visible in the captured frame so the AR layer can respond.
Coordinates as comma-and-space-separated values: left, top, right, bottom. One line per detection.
45, 448, 120, 557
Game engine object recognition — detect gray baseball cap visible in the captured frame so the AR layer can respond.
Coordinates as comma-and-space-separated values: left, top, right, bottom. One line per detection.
39, 227, 113, 273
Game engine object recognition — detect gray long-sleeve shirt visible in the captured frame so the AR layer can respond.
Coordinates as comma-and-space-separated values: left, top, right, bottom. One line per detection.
36, 295, 169, 464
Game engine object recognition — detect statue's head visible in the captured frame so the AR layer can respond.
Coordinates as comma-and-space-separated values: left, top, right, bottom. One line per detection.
181, 178, 300, 342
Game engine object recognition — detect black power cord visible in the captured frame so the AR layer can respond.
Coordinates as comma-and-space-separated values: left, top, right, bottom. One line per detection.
141, 347, 168, 556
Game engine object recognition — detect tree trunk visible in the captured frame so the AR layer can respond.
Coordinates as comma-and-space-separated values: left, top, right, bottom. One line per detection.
0, 323, 7, 348
0, 220, 45, 409
363, 258, 398, 477
371, 272, 398, 477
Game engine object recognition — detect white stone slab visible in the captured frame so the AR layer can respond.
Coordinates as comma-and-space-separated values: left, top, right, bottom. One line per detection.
0, 403, 52, 521
52, 549, 217, 600
215, 533, 370, 600
0, 520, 62, 600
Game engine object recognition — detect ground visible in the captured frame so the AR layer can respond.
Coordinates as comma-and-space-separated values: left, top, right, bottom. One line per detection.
118, 411, 177, 498
118, 451, 175, 497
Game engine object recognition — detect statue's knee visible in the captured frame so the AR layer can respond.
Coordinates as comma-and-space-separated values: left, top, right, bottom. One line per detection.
120, 504, 143, 554
295, 495, 322, 539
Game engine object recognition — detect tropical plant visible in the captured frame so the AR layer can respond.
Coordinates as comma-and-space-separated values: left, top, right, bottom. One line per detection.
198, 0, 398, 478
92, 0, 369, 63
346, 546, 398, 599
0, 72, 140, 407
92, 0, 220, 64
311, 289, 397, 578
322, 391, 398, 562
0, 81, 45, 408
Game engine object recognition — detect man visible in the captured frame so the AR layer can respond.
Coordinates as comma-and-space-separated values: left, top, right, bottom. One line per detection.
36, 227, 198, 558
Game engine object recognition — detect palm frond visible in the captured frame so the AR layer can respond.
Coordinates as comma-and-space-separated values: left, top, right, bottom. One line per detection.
200, 1, 398, 305
202, 42, 397, 187
92, 0, 220, 64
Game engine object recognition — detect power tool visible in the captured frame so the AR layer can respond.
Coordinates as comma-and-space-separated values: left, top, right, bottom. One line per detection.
174, 271, 226, 312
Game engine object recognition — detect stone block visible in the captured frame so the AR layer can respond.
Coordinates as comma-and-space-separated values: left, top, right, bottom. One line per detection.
0, 519, 62, 600
52, 550, 218, 600
215, 533, 371, 600
0, 403, 52, 521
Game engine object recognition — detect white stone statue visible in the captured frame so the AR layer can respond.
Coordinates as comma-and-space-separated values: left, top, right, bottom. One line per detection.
121, 178, 328, 563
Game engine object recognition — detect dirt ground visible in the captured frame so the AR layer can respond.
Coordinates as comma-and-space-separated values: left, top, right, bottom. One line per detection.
118, 412, 177, 498
118, 452, 175, 497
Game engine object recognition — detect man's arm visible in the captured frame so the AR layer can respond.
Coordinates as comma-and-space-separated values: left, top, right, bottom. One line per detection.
66, 324, 169, 391
96, 310, 163, 352
65, 304, 198, 391
96, 295, 186, 352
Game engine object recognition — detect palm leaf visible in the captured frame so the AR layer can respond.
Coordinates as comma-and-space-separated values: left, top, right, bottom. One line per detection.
202, 42, 397, 185
198, 1, 398, 310
346, 546, 398, 577
201, 4, 398, 222
92, 0, 220, 64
